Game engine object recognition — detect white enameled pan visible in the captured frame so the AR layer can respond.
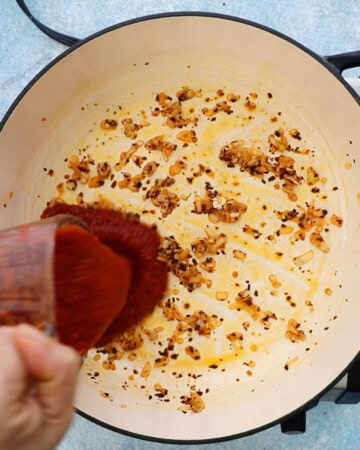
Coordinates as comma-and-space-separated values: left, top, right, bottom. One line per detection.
1, 11, 359, 444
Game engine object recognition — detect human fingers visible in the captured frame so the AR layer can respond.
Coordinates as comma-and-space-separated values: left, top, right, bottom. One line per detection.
0, 326, 27, 405
0, 327, 44, 449
13, 324, 81, 426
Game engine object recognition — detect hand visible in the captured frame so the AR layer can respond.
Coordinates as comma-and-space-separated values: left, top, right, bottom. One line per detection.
0, 324, 81, 450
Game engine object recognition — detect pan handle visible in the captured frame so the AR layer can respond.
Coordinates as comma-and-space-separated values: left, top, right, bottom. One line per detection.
324, 51, 360, 73
16, 0, 80, 47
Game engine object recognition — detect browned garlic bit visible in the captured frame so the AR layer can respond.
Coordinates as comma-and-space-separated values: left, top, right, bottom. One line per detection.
100, 118, 118, 130
121, 117, 150, 139
285, 319, 306, 343
242, 224, 262, 240
215, 291, 228, 301
268, 127, 290, 153
192, 183, 247, 224
202, 101, 233, 117
330, 214, 343, 227
118, 172, 145, 193
65, 179, 77, 191
191, 229, 228, 258
169, 159, 186, 176
233, 249, 247, 260
226, 93, 240, 102
145, 135, 177, 162
226, 331, 244, 352
88, 161, 112, 188
176, 86, 202, 101
289, 128, 302, 140
284, 356, 300, 370
115, 141, 143, 171
181, 390, 205, 413
269, 274, 281, 288
152, 92, 195, 128
219, 141, 270, 177
158, 236, 208, 291
142, 161, 160, 177
271, 155, 303, 201
200, 257, 216, 273
229, 290, 277, 329
144, 179, 180, 218
293, 250, 314, 267
176, 130, 198, 144
185, 345, 201, 360
306, 166, 320, 185
309, 232, 329, 253
219, 138, 303, 201
275, 201, 336, 263
185, 310, 221, 337
140, 361, 152, 379
67, 154, 93, 185
154, 383, 168, 397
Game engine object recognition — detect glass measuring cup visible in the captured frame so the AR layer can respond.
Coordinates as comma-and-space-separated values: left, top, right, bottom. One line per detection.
0, 214, 88, 336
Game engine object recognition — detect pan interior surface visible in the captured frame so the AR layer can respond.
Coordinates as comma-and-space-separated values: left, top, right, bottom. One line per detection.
0, 15, 359, 442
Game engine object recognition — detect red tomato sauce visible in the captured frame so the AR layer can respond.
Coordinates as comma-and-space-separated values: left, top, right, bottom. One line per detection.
42, 204, 168, 347
55, 224, 132, 354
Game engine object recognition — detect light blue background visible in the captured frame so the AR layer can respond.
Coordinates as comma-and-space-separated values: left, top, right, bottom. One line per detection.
0, 1, 359, 449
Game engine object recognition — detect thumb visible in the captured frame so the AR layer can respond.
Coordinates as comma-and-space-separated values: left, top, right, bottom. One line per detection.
13, 324, 81, 424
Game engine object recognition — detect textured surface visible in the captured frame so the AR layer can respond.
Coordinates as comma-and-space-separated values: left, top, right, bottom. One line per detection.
0, 1, 359, 449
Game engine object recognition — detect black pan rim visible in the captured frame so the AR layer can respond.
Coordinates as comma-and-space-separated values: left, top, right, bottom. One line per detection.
1, 10, 359, 443
75, 352, 360, 445
0, 10, 359, 133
